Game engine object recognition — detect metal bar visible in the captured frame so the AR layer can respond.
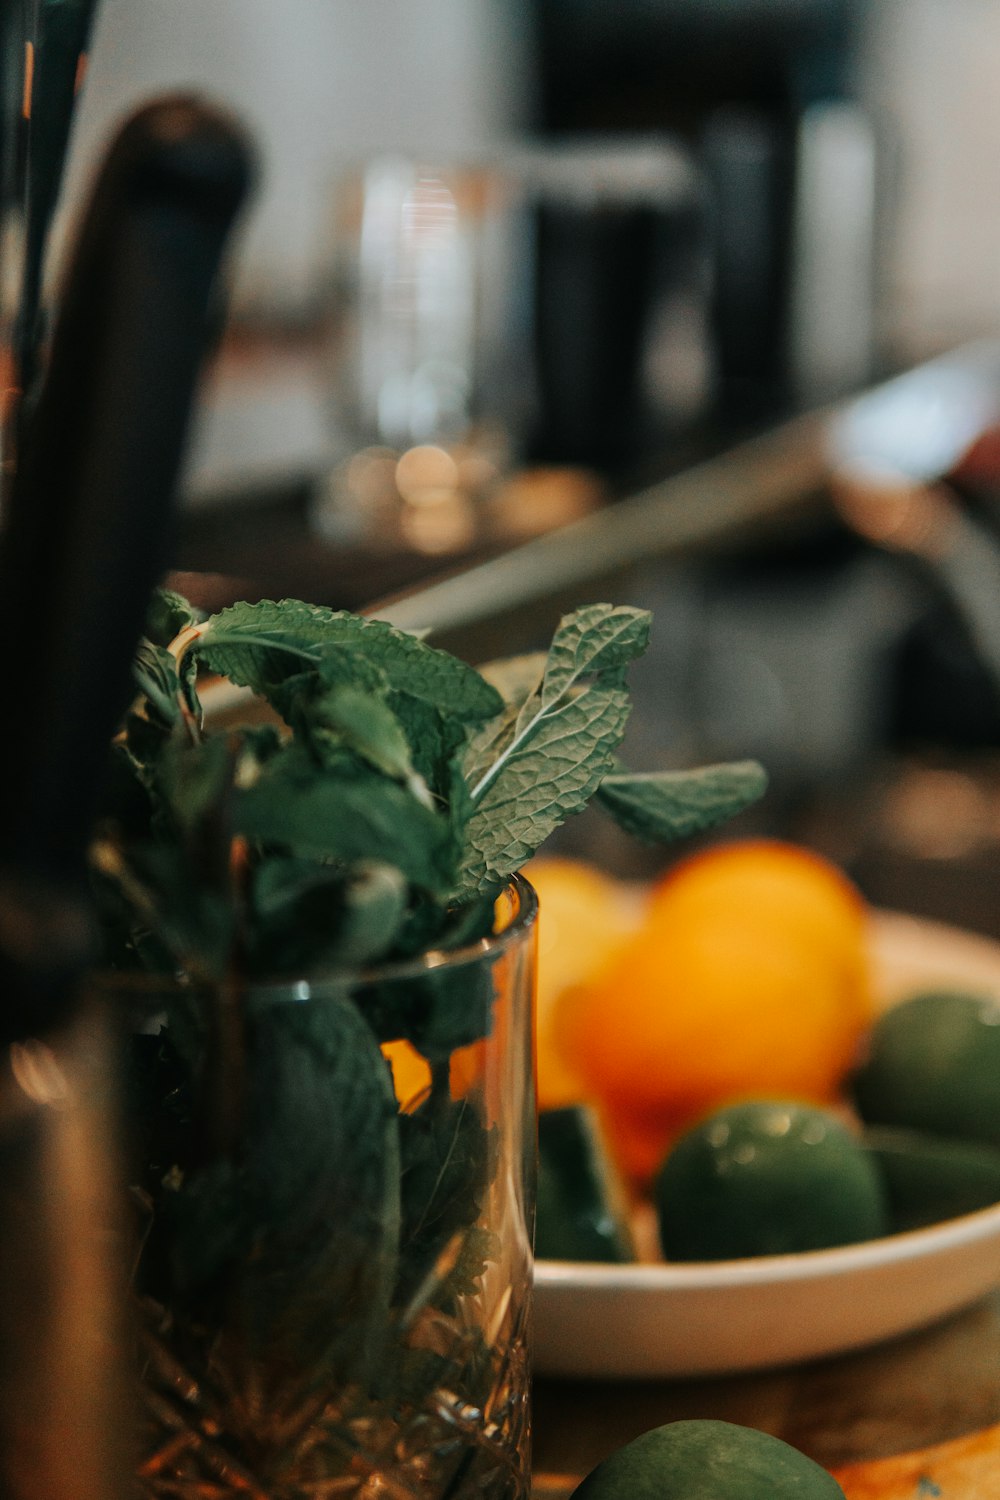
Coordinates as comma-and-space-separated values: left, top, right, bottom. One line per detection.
371, 407, 832, 634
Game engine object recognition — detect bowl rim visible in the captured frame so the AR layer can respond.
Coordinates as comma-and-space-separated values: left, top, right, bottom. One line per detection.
534, 1195, 1000, 1290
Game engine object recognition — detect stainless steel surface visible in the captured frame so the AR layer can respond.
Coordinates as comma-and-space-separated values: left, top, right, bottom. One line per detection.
372, 407, 830, 635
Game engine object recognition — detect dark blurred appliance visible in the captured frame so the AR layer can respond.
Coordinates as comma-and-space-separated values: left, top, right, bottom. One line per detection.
520, 136, 710, 476
0, 0, 102, 491
530, 0, 877, 430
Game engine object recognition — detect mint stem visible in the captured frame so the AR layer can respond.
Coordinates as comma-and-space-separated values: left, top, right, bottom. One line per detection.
203, 836, 251, 1159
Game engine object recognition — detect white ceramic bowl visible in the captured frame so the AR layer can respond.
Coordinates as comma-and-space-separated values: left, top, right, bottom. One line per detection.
533, 910, 1000, 1378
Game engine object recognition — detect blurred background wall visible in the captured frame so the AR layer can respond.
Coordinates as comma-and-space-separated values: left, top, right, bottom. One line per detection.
857, 0, 1000, 363
56, 0, 1000, 374
57, 0, 537, 311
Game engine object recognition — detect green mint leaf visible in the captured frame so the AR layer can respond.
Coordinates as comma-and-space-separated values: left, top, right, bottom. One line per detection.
251, 858, 407, 972
249, 857, 407, 969
268, 650, 387, 722
159, 734, 235, 842
309, 683, 432, 804
238, 993, 401, 1371
388, 694, 478, 861
596, 759, 769, 842
458, 679, 632, 894
104, 841, 235, 977
99, 594, 767, 987
334, 861, 410, 965
145, 587, 203, 648
461, 652, 547, 791
237, 743, 457, 892
132, 641, 182, 728
396, 1086, 495, 1304
192, 599, 502, 723
269, 658, 435, 807
351, 898, 500, 1054
376, 886, 483, 964
530, 604, 651, 716
112, 734, 282, 977
467, 605, 650, 805
455, 606, 651, 895
386, 690, 469, 788
155, 991, 401, 1376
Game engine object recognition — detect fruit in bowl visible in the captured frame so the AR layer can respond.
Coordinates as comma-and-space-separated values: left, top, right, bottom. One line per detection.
851, 988, 1000, 1146
532, 840, 873, 1183
653, 1099, 890, 1262
530, 841, 1000, 1264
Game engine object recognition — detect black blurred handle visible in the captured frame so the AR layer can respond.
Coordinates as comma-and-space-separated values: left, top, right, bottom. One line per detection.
0, 95, 253, 1039
16, 0, 104, 402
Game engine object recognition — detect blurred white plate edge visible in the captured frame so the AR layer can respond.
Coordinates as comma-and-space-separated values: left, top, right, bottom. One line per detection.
533, 908, 1000, 1379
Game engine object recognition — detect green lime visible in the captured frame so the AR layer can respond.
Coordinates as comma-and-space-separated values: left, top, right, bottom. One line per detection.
655, 1101, 889, 1261
863, 1125, 1000, 1231
570, 1420, 845, 1500
850, 990, 1000, 1147
535, 1105, 635, 1263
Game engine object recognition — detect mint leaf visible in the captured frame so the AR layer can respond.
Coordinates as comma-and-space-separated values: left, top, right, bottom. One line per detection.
102, 840, 235, 976
458, 682, 631, 893
363, 956, 497, 1059
596, 759, 768, 842
396, 1086, 495, 1304
159, 734, 236, 841
238, 993, 401, 1373
237, 744, 457, 892
309, 683, 432, 803
99, 592, 769, 982
530, 604, 651, 710
461, 652, 547, 793
150, 990, 401, 1376
132, 641, 182, 728
456, 605, 651, 895
246, 857, 408, 972
389, 694, 478, 857
193, 599, 502, 723
267, 648, 385, 721
264, 655, 437, 802
334, 861, 410, 964
467, 606, 650, 804
145, 587, 202, 648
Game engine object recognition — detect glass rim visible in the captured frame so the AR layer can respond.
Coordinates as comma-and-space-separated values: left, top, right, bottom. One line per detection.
89, 873, 538, 1001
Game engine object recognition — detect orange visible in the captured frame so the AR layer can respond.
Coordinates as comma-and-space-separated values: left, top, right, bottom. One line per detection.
644, 839, 870, 1001
553, 840, 873, 1185
382, 1038, 431, 1111
592, 1100, 696, 1185
525, 856, 642, 1110
382, 1037, 486, 1110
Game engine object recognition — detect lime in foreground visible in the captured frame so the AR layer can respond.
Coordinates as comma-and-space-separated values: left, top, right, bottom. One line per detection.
570, 1420, 845, 1500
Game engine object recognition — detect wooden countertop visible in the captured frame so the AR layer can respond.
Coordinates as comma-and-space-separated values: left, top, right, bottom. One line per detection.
532, 1287, 1000, 1496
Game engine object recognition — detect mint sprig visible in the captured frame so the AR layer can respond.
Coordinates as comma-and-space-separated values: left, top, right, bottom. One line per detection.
95, 593, 767, 981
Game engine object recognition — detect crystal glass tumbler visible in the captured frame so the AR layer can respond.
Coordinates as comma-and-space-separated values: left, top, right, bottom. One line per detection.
110, 876, 537, 1500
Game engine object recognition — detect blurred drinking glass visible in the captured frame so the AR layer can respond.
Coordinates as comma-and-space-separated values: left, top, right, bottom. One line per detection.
315, 138, 708, 555
317, 156, 529, 555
